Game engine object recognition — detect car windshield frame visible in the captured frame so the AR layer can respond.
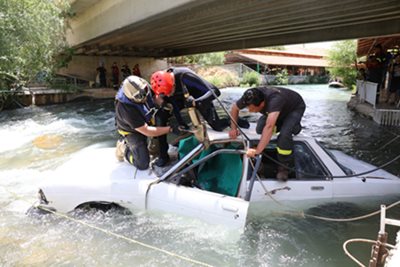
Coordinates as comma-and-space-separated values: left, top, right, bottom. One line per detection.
293, 140, 332, 180
315, 141, 354, 176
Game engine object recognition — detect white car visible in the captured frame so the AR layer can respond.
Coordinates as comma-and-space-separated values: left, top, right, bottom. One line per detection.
34, 125, 400, 230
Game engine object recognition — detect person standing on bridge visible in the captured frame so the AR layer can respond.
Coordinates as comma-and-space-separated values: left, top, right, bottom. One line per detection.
114, 75, 181, 170
132, 64, 142, 77
111, 62, 120, 90
229, 87, 306, 181
121, 63, 131, 80
96, 62, 107, 87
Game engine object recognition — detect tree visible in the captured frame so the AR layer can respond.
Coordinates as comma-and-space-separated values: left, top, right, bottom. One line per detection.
264, 45, 286, 50
327, 40, 358, 88
170, 52, 226, 66
240, 71, 261, 87
0, 0, 70, 87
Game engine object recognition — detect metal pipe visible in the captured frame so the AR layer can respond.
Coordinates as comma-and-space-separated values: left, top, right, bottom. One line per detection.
245, 155, 262, 201
380, 205, 386, 234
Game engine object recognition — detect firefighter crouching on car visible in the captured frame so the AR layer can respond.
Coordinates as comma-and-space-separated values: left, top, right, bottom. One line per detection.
229, 87, 306, 181
114, 75, 178, 170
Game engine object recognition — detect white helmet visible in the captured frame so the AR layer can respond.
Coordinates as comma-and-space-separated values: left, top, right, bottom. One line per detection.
122, 75, 150, 103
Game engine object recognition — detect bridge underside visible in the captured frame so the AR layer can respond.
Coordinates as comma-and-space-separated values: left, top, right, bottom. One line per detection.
70, 0, 400, 58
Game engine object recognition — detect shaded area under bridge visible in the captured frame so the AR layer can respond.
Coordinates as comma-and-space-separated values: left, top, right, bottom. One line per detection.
68, 0, 400, 58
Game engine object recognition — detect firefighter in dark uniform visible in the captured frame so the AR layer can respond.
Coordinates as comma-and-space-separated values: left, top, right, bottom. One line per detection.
151, 67, 230, 130
150, 67, 243, 167
114, 75, 174, 170
229, 87, 306, 181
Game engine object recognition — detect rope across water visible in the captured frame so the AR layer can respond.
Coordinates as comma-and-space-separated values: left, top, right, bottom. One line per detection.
2, 186, 214, 267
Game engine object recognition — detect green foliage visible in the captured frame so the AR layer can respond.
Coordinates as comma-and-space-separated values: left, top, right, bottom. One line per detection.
205, 76, 224, 88
270, 69, 289, 85
264, 46, 286, 50
206, 74, 239, 88
198, 67, 239, 88
171, 52, 226, 66
327, 40, 358, 88
198, 52, 226, 65
48, 77, 81, 93
315, 75, 330, 84
240, 71, 260, 87
307, 75, 330, 84
0, 0, 70, 87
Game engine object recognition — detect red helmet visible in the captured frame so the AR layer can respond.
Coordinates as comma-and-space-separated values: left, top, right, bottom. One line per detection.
150, 71, 175, 96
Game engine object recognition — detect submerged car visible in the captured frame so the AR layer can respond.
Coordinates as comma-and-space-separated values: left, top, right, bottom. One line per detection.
34, 125, 400, 230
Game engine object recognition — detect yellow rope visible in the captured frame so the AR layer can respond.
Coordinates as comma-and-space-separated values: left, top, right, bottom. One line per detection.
273, 200, 400, 222
37, 206, 214, 267
2, 186, 214, 267
248, 161, 400, 222
249, 159, 285, 206
4, 183, 400, 266
343, 238, 396, 267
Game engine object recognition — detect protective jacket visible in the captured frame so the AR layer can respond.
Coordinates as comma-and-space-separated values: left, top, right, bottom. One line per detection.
168, 67, 221, 99
115, 87, 156, 134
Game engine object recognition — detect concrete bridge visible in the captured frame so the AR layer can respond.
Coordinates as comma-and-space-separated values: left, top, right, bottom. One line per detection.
62, 0, 400, 81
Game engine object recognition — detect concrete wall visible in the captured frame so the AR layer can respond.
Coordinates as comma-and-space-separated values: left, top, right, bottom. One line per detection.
58, 56, 169, 84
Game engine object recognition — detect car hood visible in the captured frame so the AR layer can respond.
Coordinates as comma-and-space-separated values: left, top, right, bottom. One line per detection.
329, 150, 399, 180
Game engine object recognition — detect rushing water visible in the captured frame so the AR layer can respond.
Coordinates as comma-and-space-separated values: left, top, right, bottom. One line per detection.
1, 84, 400, 267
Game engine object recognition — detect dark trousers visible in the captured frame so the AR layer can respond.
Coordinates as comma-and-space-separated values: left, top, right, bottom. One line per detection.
256, 107, 305, 165
196, 99, 230, 131
155, 108, 170, 161
124, 133, 149, 170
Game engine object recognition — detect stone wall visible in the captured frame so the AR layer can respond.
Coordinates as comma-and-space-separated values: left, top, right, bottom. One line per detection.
57, 55, 169, 84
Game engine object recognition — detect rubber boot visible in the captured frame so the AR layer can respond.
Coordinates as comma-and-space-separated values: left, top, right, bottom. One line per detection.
276, 165, 289, 182
115, 140, 126, 162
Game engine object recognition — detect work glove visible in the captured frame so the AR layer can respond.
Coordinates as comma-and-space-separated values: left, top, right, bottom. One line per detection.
184, 96, 196, 108
170, 124, 186, 135
162, 102, 174, 114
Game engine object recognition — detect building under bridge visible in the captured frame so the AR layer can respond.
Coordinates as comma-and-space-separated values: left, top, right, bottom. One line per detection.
225, 48, 329, 76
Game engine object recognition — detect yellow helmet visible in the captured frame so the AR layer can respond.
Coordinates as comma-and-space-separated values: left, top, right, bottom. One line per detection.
122, 75, 150, 103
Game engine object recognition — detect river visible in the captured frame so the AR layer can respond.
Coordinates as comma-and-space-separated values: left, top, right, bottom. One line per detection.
0, 84, 399, 266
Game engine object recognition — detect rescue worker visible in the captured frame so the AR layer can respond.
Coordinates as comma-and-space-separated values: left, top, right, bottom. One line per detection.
114, 75, 177, 170
150, 67, 235, 166
151, 67, 230, 129
366, 44, 389, 103
229, 87, 306, 181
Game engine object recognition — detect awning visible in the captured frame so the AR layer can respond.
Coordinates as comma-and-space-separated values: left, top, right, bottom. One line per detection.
226, 52, 329, 67
357, 34, 400, 57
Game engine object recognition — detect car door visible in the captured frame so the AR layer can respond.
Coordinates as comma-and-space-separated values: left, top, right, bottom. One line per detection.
146, 146, 249, 230
250, 141, 333, 204
146, 183, 249, 229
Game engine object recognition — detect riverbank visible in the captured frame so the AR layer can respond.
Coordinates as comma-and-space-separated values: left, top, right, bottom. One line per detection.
347, 95, 375, 119
16, 87, 116, 106
347, 94, 400, 126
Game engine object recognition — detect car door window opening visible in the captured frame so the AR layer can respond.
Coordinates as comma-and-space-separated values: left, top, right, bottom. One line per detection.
255, 141, 330, 180
167, 137, 246, 197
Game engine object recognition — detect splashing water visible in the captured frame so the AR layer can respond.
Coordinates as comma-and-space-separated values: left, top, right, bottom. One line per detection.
1, 86, 400, 267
